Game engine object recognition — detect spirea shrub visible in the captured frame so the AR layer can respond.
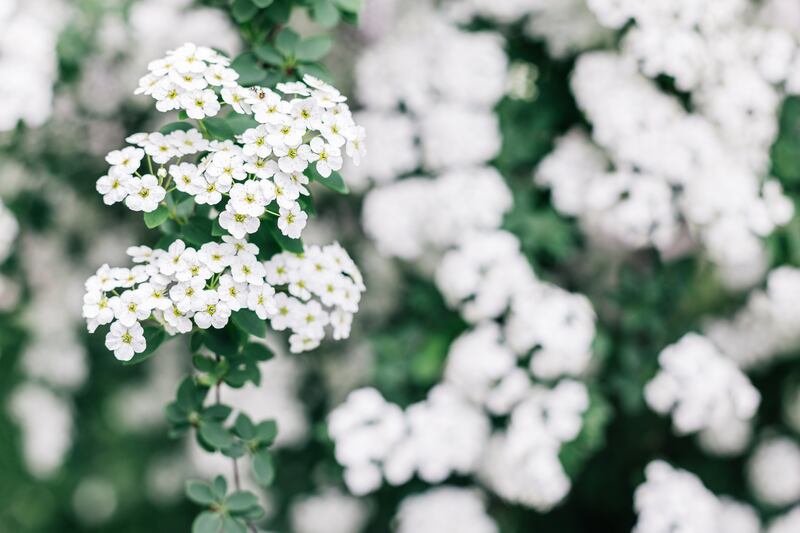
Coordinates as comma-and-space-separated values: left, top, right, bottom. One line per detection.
80, 34, 367, 530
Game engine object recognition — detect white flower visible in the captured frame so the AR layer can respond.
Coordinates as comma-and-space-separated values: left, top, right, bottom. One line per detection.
139, 282, 172, 311
194, 290, 231, 329
345, 125, 367, 166
169, 277, 206, 313
248, 284, 277, 319
307, 136, 343, 178
180, 89, 220, 119
278, 204, 308, 239
229, 181, 267, 217
176, 248, 213, 282
105, 147, 145, 174
205, 64, 239, 87
222, 86, 251, 114
112, 289, 151, 327
198, 242, 235, 274
169, 163, 202, 194
105, 321, 146, 362
143, 133, 179, 164
217, 274, 248, 311
230, 254, 265, 286
96, 169, 132, 205
241, 126, 272, 159
219, 204, 260, 239
124, 175, 166, 212
273, 143, 310, 174
169, 129, 209, 155
164, 304, 193, 334
82, 291, 115, 332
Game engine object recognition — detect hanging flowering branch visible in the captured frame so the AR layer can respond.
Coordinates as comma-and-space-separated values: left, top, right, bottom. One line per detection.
81, 1, 365, 529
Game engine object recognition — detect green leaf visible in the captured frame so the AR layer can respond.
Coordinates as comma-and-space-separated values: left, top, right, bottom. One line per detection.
203, 118, 236, 141
212, 476, 228, 500
234, 413, 255, 440
255, 420, 278, 445
334, 0, 362, 13
222, 516, 248, 533
296, 63, 332, 83
202, 404, 232, 422
264, 0, 291, 23
252, 0, 274, 6
226, 491, 258, 512
123, 327, 166, 365
182, 216, 214, 246
275, 28, 300, 55
160, 121, 194, 135
232, 0, 258, 22
311, 0, 340, 27
203, 324, 243, 357
231, 309, 267, 338
253, 43, 284, 66
252, 449, 275, 487
226, 115, 259, 135
192, 355, 216, 372
295, 35, 332, 62
193, 511, 223, 533
178, 110, 189, 120
211, 218, 226, 237
241, 342, 274, 362
165, 402, 187, 424
308, 166, 349, 194
297, 193, 316, 216
200, 422, 233, 450
176, 196, 195, 219
144, 204, 170, 229
230, 53, 267, 87
186, 481, 216, 505
266, 220, 304, 254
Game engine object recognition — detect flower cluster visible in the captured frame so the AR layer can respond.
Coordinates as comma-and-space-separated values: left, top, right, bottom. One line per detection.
448, 0, 613, 59
328, 385, 490, 496
633, 461, 760, 533
705, 267, 800, 370
394, 487, 498, 533
0, 0, 69, 130
747, 436, 800, 507
645, 333, 760, 453
83, 241, 364, 359
98, 43, 365, 243
363, 169, 512, 260
479, 380, 589, 511
348, 4, 505, 190
289, 489, 368, 533
534, 0, 799, 290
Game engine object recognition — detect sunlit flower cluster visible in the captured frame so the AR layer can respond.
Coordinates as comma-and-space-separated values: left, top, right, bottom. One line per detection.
98, 43, 365, 243
83, 241, 364, 359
